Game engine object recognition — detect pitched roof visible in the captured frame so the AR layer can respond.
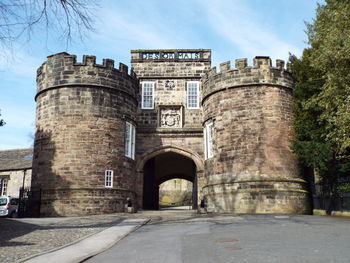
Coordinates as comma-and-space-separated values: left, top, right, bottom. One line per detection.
0, 148, 33, 171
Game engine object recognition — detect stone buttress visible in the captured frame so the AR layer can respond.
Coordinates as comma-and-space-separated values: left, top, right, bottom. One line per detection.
202, 57, 310, 214
33, 53, 139, 216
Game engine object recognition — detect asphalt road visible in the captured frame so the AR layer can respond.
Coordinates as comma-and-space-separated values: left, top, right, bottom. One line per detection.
85, 214, 350, 263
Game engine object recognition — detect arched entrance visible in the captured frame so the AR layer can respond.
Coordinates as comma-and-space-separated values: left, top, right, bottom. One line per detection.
142, 152, 198, 210
159, 178, 193, 208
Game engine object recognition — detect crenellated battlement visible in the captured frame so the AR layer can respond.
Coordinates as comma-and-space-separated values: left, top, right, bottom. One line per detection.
38, 52, 137, 76
202, 56, 293, 102
36, 52, 139, 100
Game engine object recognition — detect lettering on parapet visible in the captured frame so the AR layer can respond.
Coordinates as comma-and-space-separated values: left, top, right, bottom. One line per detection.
141, 51, 202, 60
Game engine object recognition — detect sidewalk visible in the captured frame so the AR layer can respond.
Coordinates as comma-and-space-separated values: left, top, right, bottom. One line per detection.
24, 218, 149, 263
0, 213, 148, 263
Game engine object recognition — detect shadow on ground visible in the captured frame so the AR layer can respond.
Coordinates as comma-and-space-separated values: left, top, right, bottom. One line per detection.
0, 216, 123, 247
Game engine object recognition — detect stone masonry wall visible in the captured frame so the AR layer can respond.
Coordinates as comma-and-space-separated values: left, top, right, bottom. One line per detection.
202, 57, 310, 214
159, 179, 193, 206
131, 49, 211, 129
33, 53, 139, 216
0, 170, 31, 197
131, 50, 210, 206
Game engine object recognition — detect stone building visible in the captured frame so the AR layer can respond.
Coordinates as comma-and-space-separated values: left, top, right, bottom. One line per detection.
0, 149, 32, 197
32, 49, 310, 216
159, 179, 193, 207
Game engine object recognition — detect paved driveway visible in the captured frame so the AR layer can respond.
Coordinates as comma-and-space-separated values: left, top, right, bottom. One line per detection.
86, 214, 350, 263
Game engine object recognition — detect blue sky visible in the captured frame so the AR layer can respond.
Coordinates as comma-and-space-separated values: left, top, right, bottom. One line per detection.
0, 0, 322, 150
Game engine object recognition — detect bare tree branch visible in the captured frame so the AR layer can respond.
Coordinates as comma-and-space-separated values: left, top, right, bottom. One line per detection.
0, 1, 97, 122
0, 0, 97, 51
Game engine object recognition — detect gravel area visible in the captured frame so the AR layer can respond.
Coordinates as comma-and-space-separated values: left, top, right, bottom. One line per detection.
0, 214, 124, 263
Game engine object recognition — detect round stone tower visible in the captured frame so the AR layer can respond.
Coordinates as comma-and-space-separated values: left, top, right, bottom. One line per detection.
202, 57, 310, 214
32, 53, 139, 216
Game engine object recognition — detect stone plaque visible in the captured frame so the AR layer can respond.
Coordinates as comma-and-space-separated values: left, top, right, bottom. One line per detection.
165, 80, 175, 89
160, 106, 182, 128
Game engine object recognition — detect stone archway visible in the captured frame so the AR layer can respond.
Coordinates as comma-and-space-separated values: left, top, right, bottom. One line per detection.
136, 146, 204, 210
136, 145, 204, 173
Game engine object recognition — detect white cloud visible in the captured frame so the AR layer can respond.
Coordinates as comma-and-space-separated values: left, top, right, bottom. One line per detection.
0, 108, 35, 150
0, 139, 33, 151
90, 4, 197, 51
0, 46, 42, 80
0, 128, 34, 151
1, 107, 35, 129
101, 15, 174, 48
196, 0, 301, 63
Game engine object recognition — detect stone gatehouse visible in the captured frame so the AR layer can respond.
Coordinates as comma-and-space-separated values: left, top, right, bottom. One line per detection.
32, 49, 310, 216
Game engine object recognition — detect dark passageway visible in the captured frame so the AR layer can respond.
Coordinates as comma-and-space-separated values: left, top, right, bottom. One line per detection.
142, 152, 197, 210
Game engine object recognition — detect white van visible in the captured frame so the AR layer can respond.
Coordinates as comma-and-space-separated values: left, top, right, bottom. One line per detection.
0, 196, 19, 217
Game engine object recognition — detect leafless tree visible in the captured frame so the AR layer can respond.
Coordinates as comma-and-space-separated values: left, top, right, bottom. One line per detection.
0, 0, 97, 50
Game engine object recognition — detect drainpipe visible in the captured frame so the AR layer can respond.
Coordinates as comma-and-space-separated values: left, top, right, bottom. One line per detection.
22, 169, 26, 189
